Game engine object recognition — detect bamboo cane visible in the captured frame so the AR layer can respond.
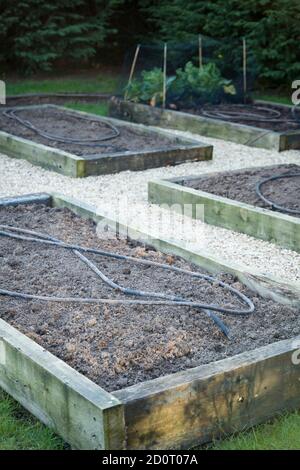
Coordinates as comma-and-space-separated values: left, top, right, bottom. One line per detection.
124, 44, 141, 100
243, 38, 247, 103
162, 43, 167, 109
199, 35, 203, 69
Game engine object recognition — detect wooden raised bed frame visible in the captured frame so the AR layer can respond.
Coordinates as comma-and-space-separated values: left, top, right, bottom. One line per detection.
0, 104, 212, 177
109, 98, 300, 151
0, 193, 299, 450
148, 166, 300, 253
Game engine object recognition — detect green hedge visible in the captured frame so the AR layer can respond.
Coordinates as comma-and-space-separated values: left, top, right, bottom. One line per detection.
0, 0, 121, 73
1, 0, 300, 87
140, 0, 300, 88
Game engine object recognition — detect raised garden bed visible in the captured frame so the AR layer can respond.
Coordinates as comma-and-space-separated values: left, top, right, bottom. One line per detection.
109, 98, 300, 151
0, 193, 300, 450
0, 104, 212, 177
148, 163, 300, 253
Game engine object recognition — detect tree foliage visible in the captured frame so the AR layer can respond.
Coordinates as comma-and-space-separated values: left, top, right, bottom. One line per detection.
1, 0, 299, 86
140, 0, 300, 87
0, 0, 122, 73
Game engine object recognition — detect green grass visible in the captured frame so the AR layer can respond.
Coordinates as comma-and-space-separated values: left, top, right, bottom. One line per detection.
210, 411, 300, 450
6, 74, 113, 117
6, 76, 118, 96
254, 93, 291, 106
6, 75, 291, 108
0, 384, 299, 450
64, 101, 109, 116
0, 389, 65, 450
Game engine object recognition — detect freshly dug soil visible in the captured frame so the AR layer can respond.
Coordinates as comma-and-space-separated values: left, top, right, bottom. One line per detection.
0, 106, 178, 157
185, 164, 300, 218
180, 103, 300, 132
0, 204, 299, 392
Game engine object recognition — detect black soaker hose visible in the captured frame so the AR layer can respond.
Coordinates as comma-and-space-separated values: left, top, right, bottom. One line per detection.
200, 104, 300, 146
256, 173, 300, 216
0, 225, 255, 338
3, 108, 120, 147
201, 104, 299, 125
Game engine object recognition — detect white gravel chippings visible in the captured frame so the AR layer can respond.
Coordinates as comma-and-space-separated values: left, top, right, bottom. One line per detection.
0, 131, 300, 283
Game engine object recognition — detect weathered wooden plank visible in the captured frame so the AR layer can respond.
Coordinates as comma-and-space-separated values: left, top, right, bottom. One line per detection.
281, 131, 300, 151
54, 104, 212, 175
0, 104, 212, 177
84, 145, 212, 176
51, 193, 300, 308
1, 192, 300, 450
148, 176, 300, 253
109, 98, 300, 151
0, 320, 125, 449
114, 336, 300, 449
0, 130, 83, 177
0, 193, 51, 207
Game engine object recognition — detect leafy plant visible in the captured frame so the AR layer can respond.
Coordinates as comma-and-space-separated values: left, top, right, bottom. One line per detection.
125, 67, 175, 106
170, 61, 236, 105
125, 62, 235, 106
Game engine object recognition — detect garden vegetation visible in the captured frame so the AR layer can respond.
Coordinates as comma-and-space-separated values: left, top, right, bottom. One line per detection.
1, 0, 299, 88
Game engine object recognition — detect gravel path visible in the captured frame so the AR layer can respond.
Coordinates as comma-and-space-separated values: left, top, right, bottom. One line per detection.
0, 129, 300, 283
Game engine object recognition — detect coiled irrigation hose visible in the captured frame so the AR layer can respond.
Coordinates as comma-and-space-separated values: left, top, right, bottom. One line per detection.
0, 225, 255, 338
202, 105, 281, 122
201, 105, 298, 124
3, 108, 120, 147
256, 172, 300, 216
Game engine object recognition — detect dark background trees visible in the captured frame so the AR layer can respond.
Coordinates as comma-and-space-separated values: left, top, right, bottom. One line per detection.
141, 0, 300, 88
0, 0, 122, 73
1, 0, 299, 88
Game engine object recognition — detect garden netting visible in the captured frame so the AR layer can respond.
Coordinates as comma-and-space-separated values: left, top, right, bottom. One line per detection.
118, 35, 258, 109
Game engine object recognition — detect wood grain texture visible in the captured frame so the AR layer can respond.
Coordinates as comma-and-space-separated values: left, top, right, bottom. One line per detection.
148, 177, 300, 253
114, 336, 300, 449
0, 104, 212, 177
0, 320, 125, 449
1, 193, 300, 450
109, 98, 300, 151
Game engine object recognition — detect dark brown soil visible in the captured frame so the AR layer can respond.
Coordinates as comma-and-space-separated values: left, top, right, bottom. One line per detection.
184, 164, 300, 218
180, 103, 300, 132
0, 106, 178, 157
0, 204, 299, 391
